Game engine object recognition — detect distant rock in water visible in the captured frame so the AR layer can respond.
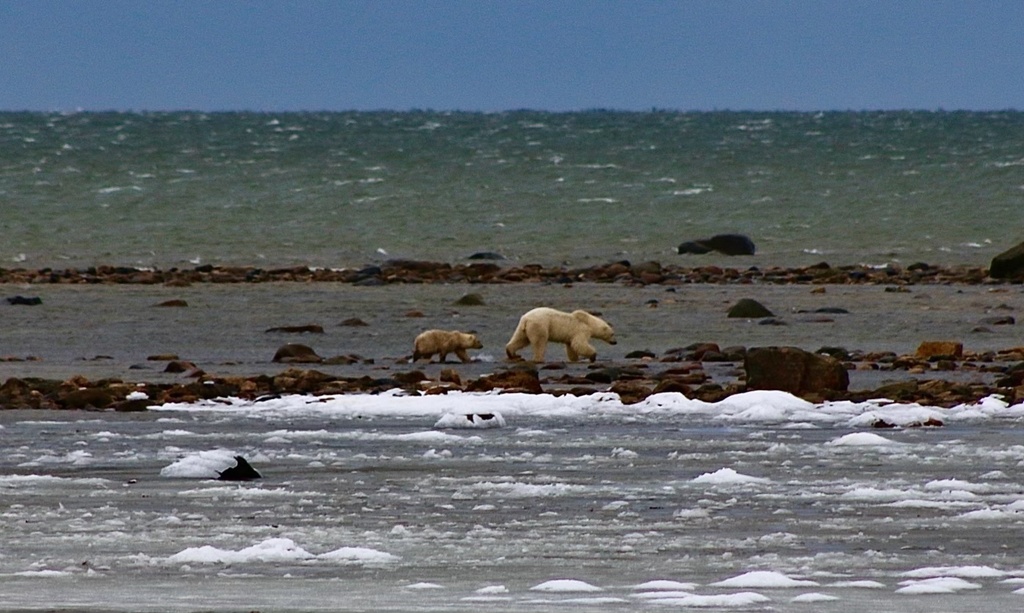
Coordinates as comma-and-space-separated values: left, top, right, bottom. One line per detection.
265, 324, 325, 334
989, 241, 1024, 279
217, 456, 262, 481
467, 251, 506, 260
272, 343, 322, 363
678, 233, 756, 256
6, 296, 42, 306
727, 298, 774, 318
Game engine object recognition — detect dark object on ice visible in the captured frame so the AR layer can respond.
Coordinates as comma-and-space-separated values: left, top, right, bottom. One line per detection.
727, 298, 774, 318
6, 296, 42, 306
677, 234, 756, 256
217, 456, 262, 481
989, 241, 1024, 279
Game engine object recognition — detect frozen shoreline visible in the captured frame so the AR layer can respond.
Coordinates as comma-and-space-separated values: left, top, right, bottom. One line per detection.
4, 390, 1024, 611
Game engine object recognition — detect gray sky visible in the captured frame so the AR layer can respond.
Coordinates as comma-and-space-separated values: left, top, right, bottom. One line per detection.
2, 0, 1022, 112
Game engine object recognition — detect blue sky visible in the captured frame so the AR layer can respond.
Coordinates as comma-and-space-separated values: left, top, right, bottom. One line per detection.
1, 0, 1022, 112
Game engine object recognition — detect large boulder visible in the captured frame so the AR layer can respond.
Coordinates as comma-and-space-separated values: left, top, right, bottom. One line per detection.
990, 241, 1024, 279
744, 346, 849, 395
678, 233, 756, 256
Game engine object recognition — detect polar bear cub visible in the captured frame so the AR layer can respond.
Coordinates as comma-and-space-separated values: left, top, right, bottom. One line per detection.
505, 307, 616, 363
413, 329, 483, 363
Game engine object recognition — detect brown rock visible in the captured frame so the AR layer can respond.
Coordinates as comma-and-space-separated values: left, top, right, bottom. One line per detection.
154, 299, 188, 307
609, 380, 652, 404
744, 346, 849, 395
60, 388, 114, 410
164, 360, 197, 373
916, 341, 963, 360
465, 368, 543, 394
147, 354, 179, 361
340, 318, 369, 326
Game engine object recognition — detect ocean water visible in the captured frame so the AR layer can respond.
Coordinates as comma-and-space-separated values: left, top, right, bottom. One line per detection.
2, 110, 1022, 270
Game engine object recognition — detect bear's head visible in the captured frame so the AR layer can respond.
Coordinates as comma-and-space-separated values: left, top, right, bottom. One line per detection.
574, 311, 616, 344
462, 333, 483, 349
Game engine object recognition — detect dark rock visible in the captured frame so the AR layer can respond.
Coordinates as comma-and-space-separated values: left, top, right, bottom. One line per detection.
744, 346, 849, 395
467, 251, 506, 260
339, 318, 369, 326
272, 344, 322, 364
265, 324, 325, 334
813, 307, 850, 314
677, 233, 756, 256
625, 349, 657, 359
989, 242, 1024, 279
816, 346, 851, 360
758, 317, 787, 326
217, 456, 262, 481
979, 315, 1014, 326
454, 293, 485, 306
154, 299, 188, 307
465, 368, 543, 394
6, 296, 42, 306
60, 388, 115, 410
727, 298, 774, 318
164, 360, 197, 373
609, 381, 652, 405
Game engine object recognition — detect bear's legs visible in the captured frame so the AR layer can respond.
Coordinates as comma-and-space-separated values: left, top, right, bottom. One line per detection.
454, 348, 470, 363
525, 322, 549, 362
569, 338, 597, 362
505, 326, 531, 360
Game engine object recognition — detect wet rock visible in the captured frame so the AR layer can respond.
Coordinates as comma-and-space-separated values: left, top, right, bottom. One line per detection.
60, 388, 115, 410
677, 233, 756, 256
6, 296, 42, 306
147, 354, 179, 361
154, 299, 188, 307
989, 241, 1024, 279
467, 251, 506, 260
265, 324, 325, 334
609, 381, 652, 405
979, 315, 1014, 326
216, 456, 262, 481
272, 344, 323, 364
164, 360, 198, 373
454, 293, 485, 306
465, 368, 543, 394
727, 298, 774, 318
745, 346, 849, 395
339, 317, 369, 326
625, 349, 657, 359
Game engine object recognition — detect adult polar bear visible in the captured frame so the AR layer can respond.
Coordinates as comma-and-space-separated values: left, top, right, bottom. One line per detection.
505, 307, 616, 363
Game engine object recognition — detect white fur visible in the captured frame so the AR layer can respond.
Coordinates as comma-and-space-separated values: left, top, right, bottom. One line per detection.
505, 307, 616, 363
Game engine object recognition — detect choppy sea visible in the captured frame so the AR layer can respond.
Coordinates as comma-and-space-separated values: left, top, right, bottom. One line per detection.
2, 110, 1022, 270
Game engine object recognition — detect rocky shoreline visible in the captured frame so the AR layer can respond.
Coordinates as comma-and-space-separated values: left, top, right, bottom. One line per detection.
3, 258, 1024, 416
0, 259, 1010, 287
2, 339, 1022, 418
